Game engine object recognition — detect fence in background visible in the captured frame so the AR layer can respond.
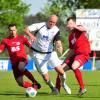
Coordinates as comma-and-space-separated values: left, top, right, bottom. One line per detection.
0, 57, 100, 71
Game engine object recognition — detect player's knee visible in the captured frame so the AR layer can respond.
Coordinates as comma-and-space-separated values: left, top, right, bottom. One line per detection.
55, 66, 64, 76
72, 61, 80, 70
72, 65, 79, 70
19, 66, 25, 72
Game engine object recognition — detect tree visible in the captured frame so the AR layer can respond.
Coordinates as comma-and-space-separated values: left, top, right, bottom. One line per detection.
0, 0, 30, 38
24, 12, 48, 25
43, 0, 100, 24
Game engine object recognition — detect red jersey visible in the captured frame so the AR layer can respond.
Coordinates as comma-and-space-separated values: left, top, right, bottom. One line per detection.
69, 29, 91, 55
0, 35, 31, 63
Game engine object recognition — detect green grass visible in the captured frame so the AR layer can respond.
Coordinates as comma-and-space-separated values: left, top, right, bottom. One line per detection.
0, 70, 100, 100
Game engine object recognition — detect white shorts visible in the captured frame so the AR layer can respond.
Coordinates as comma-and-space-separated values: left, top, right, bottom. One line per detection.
33, 51, 62, 74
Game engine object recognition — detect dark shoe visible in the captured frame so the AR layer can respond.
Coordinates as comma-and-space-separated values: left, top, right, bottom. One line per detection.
32, 82, 41, 90
77, 88, 87, 96
36, 83, 41, 89
50, 87, 59, 95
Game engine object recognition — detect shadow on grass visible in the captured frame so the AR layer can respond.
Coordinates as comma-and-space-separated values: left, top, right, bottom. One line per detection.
70, 83, 100, 86
37, 92, 50, 96
0, 91, 100, 99
0, 91, 23, 96
0, 91, 50, 97
59, 94, 100, 98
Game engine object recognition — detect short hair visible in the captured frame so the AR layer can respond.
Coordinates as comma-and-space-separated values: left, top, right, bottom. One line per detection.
8, 24, 16, 29
67, 17, 76, 22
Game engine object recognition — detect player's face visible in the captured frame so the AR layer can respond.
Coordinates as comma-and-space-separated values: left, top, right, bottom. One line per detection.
47, 16, 57, 29
66, 19, 75, 30
9, 26, 17, 37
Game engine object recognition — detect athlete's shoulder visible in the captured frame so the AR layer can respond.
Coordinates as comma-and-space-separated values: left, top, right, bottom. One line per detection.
18, 35, 26, 38
35, 22, 45, 26
54, 25, 59, 30
37, 22, 46, 28
18, 35, 29, 41
1, 36, 9, 43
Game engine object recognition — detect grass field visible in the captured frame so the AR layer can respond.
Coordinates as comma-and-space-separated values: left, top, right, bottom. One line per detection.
0, 70, 100, 100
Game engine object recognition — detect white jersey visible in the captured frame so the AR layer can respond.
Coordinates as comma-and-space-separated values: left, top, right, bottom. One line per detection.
28, 22, 59, 52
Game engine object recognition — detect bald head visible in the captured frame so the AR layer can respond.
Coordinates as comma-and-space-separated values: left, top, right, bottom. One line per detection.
47, 14, 58, 28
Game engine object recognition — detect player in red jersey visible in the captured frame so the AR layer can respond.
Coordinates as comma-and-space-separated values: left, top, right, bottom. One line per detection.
0, 24, 41, 90
56, 17, 91, 96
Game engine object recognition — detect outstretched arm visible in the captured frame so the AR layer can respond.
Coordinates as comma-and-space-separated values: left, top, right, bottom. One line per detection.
74, 24, 87, 32
24, 26, 36, 42
66, 49, 75, 59
0, 50, 3, 53
55, 40, 63, 55
0, 45, 4, 53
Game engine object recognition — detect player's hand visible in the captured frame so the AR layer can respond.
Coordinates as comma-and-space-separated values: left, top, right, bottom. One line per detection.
30, 35, 36, 42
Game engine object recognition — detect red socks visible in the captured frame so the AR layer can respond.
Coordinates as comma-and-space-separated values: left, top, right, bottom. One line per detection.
23, 81, 32, 88
73, 69, 84, 89
23, 69, 37, 84
55, 74, 61, 92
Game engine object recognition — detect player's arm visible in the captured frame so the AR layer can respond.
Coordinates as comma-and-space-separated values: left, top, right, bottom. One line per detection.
0, 40, 6, 53
24, 26, 36, 42
55, 40, 63, 55
0, 50, 3, 53
54, 31, 63, 55
66, 49, 75, 59
74, 24, 87, 32
23, 36, 32, 48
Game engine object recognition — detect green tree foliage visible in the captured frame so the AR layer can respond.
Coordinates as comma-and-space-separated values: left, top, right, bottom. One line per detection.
24, 13, 48, 25
43, 0, 100, 23
0, 0, 29, 38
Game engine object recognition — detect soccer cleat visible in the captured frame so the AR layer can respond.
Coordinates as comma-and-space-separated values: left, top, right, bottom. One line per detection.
32, 82, 41, 90
50, 87, 59, 95
62, 83, 71, 94
77, 88, 87, 96
36, 83, 41, 89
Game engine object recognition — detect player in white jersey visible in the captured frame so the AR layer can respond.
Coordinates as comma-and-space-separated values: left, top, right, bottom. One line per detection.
24, 15, 71, 95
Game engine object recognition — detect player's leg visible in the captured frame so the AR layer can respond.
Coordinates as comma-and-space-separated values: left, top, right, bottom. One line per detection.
55, 63, 70, 92
23, 69, 41, 89
43, 72, 59, 94
12, 64, 33, 88
72, 59, 87, 96
55, 65, 71, 94
35, 58, 59, 94
18, 60, 41, 89
55, 74, 61, 92
50, 51, 71, 94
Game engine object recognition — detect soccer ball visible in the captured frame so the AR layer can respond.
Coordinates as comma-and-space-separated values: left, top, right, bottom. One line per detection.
25, 87, 37, 97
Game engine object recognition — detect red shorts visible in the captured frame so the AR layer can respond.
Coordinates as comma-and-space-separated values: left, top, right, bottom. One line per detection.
65, 54, 89, 69
12, 58, 28, 80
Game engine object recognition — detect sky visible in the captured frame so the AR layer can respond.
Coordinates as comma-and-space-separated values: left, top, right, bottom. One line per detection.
22, 0, 47, 15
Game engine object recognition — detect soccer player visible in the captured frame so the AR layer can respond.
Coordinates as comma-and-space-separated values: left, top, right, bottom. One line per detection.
0, 24, 41, 90
24, 15, 71, 95
56, 17, 91, 96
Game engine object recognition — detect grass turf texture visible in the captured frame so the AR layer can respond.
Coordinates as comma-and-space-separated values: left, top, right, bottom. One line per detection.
0, 70, 100, 100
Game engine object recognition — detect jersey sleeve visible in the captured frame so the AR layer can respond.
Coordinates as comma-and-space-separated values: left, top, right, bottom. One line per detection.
53, 31, 61, 41
68, 34, 73, 49
0, 39, 6, 51
28, 22, 45, 32
23, 36, 31, 48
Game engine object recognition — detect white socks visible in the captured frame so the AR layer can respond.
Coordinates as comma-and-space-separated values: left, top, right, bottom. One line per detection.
46, 79, 55, 90
60, 73, 71, 94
